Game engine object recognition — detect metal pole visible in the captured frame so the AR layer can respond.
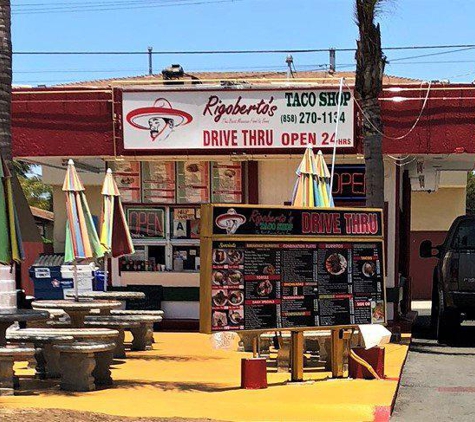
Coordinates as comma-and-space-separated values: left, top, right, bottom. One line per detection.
73, 260, 78, 301
329, 48, 336, 73
329, 77, 344, 194
103, 254, 108, 292
148, 46, 153, 75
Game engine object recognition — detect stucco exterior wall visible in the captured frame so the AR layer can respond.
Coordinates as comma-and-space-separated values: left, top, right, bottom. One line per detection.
52, 185, 103, 253
258, 159, 301, 205
411, 187, 466, 232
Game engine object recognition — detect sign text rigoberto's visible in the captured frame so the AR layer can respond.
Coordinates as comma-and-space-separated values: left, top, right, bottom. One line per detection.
212, 206, 383, 237
122, 88, 354, 150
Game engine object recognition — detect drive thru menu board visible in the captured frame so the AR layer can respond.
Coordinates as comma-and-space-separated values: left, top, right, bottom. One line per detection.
200, 205, 386, 333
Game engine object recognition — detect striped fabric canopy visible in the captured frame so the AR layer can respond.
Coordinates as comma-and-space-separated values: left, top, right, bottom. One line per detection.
0, 157, 24, 264
291, 147, 334, 208
63, 159, 104, 263
99, 168, 134, 258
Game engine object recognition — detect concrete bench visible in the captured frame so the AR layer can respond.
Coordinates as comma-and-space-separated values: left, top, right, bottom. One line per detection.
25, 308, 68, 328
111, 310, 164, 317
0, 346, 35, 395
54, 341, 116, 392
109, 315, 162, 351
110, 310, 164, 345
7, 332, 74, 379
84, 317, 140, 358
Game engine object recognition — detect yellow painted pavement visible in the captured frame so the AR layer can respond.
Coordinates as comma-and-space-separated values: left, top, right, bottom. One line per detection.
2, 333, 409, 421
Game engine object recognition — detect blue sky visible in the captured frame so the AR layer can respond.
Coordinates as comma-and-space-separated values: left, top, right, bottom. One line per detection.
11, 0, 475, 86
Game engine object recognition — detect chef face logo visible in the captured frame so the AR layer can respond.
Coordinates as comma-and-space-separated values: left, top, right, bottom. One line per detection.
126, 98, 193, 143
215, 208, 246, 234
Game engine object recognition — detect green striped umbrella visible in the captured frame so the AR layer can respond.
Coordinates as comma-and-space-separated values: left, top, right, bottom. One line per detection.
0, 157, 24, 265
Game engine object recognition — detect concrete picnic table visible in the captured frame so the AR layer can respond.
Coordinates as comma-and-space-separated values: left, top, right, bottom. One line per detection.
0, 309, 49, 346
31, 300, 121, 328
64, 291, 145, 313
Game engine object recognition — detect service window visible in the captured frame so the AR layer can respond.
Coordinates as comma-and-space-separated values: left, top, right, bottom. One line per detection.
172, 245, 200, 271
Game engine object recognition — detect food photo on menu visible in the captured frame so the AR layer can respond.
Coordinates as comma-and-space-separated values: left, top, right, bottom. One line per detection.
325, 252, 348, 277
226, 249, 244, 265
228, 308, 244, 327
212, 310, 228, 329
212, 249, 227, 265
372, 300, 385, 323
212, 290, 228, 307
212, 269, 243, 287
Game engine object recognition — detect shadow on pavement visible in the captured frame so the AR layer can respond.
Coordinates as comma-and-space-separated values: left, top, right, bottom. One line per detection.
410, 315, 475, 353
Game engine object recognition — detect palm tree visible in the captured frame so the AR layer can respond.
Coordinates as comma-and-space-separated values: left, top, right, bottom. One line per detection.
355, 0, 386, 208
0, 1, 12, 165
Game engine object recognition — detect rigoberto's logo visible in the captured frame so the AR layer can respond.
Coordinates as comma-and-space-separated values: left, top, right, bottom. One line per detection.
215, 208, 246, 234
126, 98, 192, 142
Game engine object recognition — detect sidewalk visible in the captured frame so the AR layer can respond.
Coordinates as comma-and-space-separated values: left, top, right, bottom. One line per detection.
1, 332, 410, 422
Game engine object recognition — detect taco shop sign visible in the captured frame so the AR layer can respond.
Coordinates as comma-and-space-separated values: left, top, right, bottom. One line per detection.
122, 88, 354, 150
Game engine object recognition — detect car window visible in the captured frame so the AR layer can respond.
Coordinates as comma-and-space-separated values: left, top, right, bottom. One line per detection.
451, 220, 475, 249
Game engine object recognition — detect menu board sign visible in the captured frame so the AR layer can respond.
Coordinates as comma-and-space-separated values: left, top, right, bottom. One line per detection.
211, 162, 243, 203
142, 162, 176, 204
125, 206, 166, 240
177, 161, 210, 203
200, 204, 386, 333
209, 241, 384, 331
109, 161, 141, 203
212, 206, 382, 237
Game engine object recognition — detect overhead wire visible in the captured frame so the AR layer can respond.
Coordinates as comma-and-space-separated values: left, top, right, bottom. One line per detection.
344, 79, 432, 141
11, 0, 250, 14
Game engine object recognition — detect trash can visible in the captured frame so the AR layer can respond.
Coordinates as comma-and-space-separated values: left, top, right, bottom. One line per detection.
29, 254, 73, 300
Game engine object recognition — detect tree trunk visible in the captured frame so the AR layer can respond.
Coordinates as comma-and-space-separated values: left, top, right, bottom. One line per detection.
355, 0, 386, 209
362, 98, 384, 208
0, 2, 12, 166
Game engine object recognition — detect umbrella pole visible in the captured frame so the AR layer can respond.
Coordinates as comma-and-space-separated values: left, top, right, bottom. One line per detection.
103, 254, 109, 292
329, 77, 344, 194
73, 259, 79, 301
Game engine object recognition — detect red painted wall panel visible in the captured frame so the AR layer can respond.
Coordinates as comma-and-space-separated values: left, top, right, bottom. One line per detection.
409, 231, 447, 300
12, 84, 475, 158
12, 89, 114, 158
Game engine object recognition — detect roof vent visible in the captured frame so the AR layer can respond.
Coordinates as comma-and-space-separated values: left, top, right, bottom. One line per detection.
162, 64, 184, 80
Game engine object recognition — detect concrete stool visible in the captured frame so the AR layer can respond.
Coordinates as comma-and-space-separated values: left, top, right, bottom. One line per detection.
111, 310, 164, 344
54, 341, 116, 391
0, 347, 35, 395
85, 318, 140, 358
7, 332, 74, 379
108, 315, 162, 351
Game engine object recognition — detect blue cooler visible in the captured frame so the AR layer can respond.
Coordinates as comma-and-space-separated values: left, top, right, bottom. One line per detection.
29, 254, 73, 300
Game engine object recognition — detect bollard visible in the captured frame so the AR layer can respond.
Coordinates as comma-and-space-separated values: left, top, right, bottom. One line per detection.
241, 358, 267, 389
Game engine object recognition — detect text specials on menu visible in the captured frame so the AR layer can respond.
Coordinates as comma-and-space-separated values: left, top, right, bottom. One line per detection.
210, 241, 385, 332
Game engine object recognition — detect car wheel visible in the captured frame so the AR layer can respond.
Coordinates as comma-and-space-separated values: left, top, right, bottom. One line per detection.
437, 290, 460, 344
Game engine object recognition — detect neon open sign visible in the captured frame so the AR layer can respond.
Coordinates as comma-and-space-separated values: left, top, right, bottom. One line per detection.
331, 165, 366, 201
126, 207, 165, 240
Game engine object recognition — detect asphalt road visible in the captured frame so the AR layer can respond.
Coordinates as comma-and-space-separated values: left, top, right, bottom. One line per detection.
392, 315, 475, 421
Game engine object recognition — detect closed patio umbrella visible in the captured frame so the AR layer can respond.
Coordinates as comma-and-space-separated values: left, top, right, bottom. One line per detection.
99, 168, 134, 291
291, 147, 334, 208
63, 159, 104, 300
0, 157, 24, 265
